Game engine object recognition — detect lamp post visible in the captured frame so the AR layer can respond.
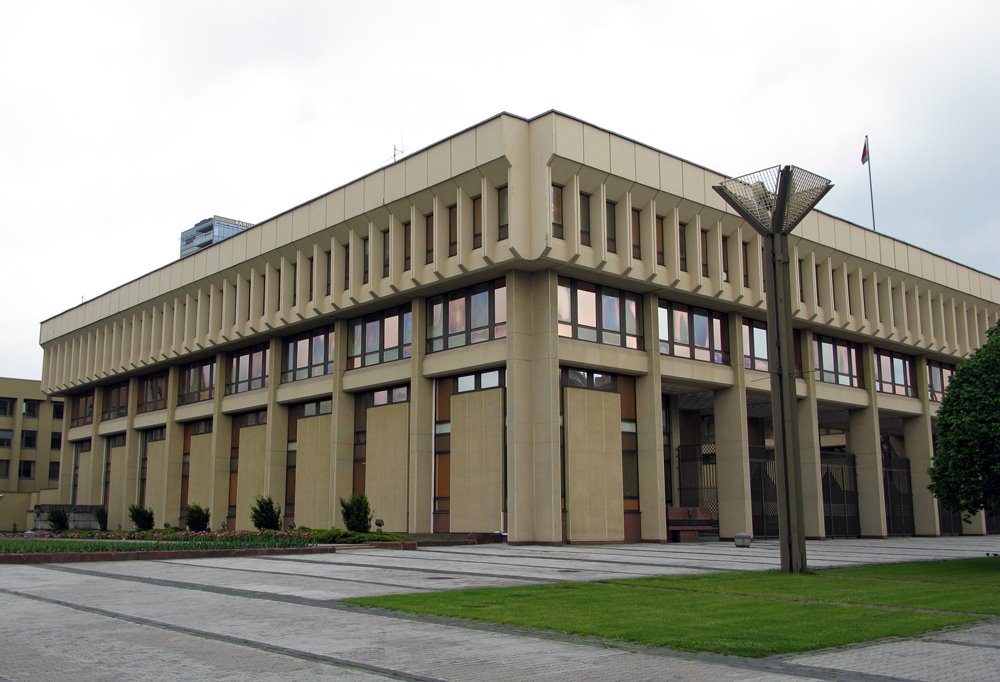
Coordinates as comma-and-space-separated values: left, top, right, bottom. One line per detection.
714, 166, 832, 573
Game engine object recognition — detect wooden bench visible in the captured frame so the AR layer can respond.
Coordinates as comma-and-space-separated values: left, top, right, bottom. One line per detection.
667, 507, 715, 542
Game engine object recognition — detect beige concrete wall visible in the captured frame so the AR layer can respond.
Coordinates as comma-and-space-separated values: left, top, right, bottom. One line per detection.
364, 403, 409, 532
75, 446, 96, 505
186, 433, 214, 509
235, 424, 267, 530
450, 388, 504, 533
564, 388, 624, 542
294, 414, 332, 529
143, 439, 167, 528
0, 492, 32, 532
106, 444, 127, 528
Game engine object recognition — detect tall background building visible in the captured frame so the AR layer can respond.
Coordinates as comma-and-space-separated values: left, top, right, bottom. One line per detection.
38, 111, 1000, 541
180, 216, 254, 258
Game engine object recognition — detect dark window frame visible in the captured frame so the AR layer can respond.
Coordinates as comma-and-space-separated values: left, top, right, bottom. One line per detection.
426, 279, 507, 353
557, 277, 644, 350
657, 300, 730, 365
282, 326, 334, 383
347, 305, 413, 369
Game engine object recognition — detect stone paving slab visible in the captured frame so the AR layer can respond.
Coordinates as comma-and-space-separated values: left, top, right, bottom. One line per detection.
1, 536, 998, 681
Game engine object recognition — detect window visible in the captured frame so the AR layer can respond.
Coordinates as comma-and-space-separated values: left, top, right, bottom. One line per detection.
347, 305, 413, 369
798, 259, 806, 303
678, 222, 688, 272
742, 241, 750, 288
108, 433, 126, 448
70, 392, 94, 427
0, 459, 7, 478
453, 368, 505, 394
472, 195, 483, 249
426, 279, 507, 352
606, 201, 617, 253
656, 216, 665, 266
0, 429, 11, 447
425, 213, 434, 264
579, 193, 591, 246
22, 399, 40, 418
325, 249, 332, 296
658, 300, 730, 364
557, 278, 643, 350
48, 461, 60, 480
814, 335, 863, 388
362, 236, 369, 284
875, 350, 915, 397
700, 230, 709, 277
282, 326, 334, 382
0, 397, 14, 417
51, 432, 62, 450
52, 402, 64, 420
403, 221, 412, 271
144, 427, 165, 442
631, 208, 641, 259
137, 372, 167, 413
343, 242, 350, 291
102, 382, 129, 419
551, 185, 564, 239
382, 230, 390, 278
178, 358, 215, 405
742, 319, 770, 371
448, 205, 457, 257
497, 186, 509, 241
226, 344, 269, 394
721, 236, 730, 283
927, 361, 955, 402
21, 430, 37, 449
19, 460, 34, 480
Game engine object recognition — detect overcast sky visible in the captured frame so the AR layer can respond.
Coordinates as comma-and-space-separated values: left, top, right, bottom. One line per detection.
2, 1, 998, 380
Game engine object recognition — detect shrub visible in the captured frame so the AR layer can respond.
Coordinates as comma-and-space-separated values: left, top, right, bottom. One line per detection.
47, 507, 70, 532
128, 504, 155, 531
181, 504, 211, 532
95, 506, 108, 531
250, 495, 281, 531
339, 494, 372, 533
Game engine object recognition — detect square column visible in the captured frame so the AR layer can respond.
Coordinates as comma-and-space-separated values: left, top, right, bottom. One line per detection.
637, 294, 667, 541
796, 330, 825, 539
848, 347, 887, 537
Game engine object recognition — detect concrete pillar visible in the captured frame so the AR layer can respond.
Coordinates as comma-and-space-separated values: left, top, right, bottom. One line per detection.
330, 318, 355, 528
905, 357, 939, 536
506, 270, 561, 543
849, 346, 887, 537
796, 330, 825, 538
408, 298, 434, 533
713, 311, 750, 539
637, 293, 667, 541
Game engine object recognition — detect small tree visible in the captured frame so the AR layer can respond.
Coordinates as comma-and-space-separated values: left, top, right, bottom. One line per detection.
181, 504, 211, 532
929, 324, 1000, 518
128, 504, 155, 531
250, 494, 282, 530
47, 507, 70, 532
95, 505, 108, 531
339, 494, 372, 533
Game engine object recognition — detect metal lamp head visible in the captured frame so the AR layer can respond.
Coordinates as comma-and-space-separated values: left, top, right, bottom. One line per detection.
714, 165, 833, 237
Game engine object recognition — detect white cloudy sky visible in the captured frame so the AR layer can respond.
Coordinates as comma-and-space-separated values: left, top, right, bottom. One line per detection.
2, 1, 999, 380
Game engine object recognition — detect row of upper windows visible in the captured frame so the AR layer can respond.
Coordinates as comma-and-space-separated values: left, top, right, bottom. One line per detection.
0, 458, 59, 480
0, 397, 63, 420
0, 429, 61, 450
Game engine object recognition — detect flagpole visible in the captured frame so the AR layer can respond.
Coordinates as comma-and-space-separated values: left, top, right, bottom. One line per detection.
865, 134, 876, 232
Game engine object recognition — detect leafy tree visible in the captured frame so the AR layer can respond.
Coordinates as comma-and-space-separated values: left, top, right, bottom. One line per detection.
181, 504, 211, 532
339, 494, 372, 533
928, 324, 1000, 518
128, 504, 155, 531
47, 507, 70, 531
250, 494, 282, 530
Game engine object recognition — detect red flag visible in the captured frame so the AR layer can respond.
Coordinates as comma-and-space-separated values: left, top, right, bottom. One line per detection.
861, 139, 870, 165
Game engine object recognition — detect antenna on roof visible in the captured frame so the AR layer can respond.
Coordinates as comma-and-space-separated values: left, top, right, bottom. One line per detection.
393, 132, 405, 162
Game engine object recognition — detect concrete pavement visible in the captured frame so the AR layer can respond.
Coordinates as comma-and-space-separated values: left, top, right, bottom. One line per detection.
1, 536, 998, 681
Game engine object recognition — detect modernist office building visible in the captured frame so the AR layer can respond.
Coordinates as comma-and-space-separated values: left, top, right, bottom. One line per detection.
39, 111, 1000, 542
0, 377, 64, 531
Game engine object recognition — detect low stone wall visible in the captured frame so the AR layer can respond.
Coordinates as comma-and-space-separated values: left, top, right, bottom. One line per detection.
33, 505, 103, 531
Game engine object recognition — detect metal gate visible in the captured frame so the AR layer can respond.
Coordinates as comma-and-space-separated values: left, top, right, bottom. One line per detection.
676, 443, 719, 530
882, 448, 915, 536
986, 512, 1000, 534
821, 451, 860, 538
748, 446, 779, 538
938, 506, 964, 536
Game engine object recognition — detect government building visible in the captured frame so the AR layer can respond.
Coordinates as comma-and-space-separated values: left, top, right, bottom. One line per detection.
39, 111, 1000, 542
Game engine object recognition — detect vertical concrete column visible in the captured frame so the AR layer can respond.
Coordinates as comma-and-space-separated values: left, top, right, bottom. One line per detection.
57, 400, 72, 504
714, 314, 751, 540
796, 330, 825, 538
112, 377, 141, 530
79, 388, 105, 504
160, 365, 185, 527
408, 298, 433, 533
636, 294, 667, 541
263, 338, 288, 509
666, 395, 682, 506
330, 318, 355, 528
506, 270, 561, 543
848, 345, 887, 537
204, 353, 230, 530
906, 357, 939, 536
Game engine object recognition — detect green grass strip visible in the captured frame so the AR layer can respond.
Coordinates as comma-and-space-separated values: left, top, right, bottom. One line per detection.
347, 559, 999, 657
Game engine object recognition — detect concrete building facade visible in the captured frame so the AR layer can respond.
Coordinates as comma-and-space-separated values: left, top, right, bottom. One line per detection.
39, 111, 1000, 541
0, 377, 64, 531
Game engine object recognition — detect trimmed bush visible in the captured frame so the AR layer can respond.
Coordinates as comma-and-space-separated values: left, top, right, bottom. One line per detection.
339, 494, 372, 533
250, 495, 282, 531
128, 504, 155, 531
181, 504, 211, 532
47, 507, 70, 532
95, 506, 108, 531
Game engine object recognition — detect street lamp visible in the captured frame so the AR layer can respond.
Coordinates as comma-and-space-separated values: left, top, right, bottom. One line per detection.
714, 166, 833, 573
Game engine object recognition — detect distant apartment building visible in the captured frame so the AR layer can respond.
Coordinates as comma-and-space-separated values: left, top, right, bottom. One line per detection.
0, 377, 64, 530
39, 111, 1000, 541
180, 216, 253, 258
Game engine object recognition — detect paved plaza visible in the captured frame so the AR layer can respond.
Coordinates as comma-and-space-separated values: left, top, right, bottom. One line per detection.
1, 536, 998, 681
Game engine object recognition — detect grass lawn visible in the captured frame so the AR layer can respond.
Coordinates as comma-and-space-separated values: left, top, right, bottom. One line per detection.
346, 558, 999, 657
